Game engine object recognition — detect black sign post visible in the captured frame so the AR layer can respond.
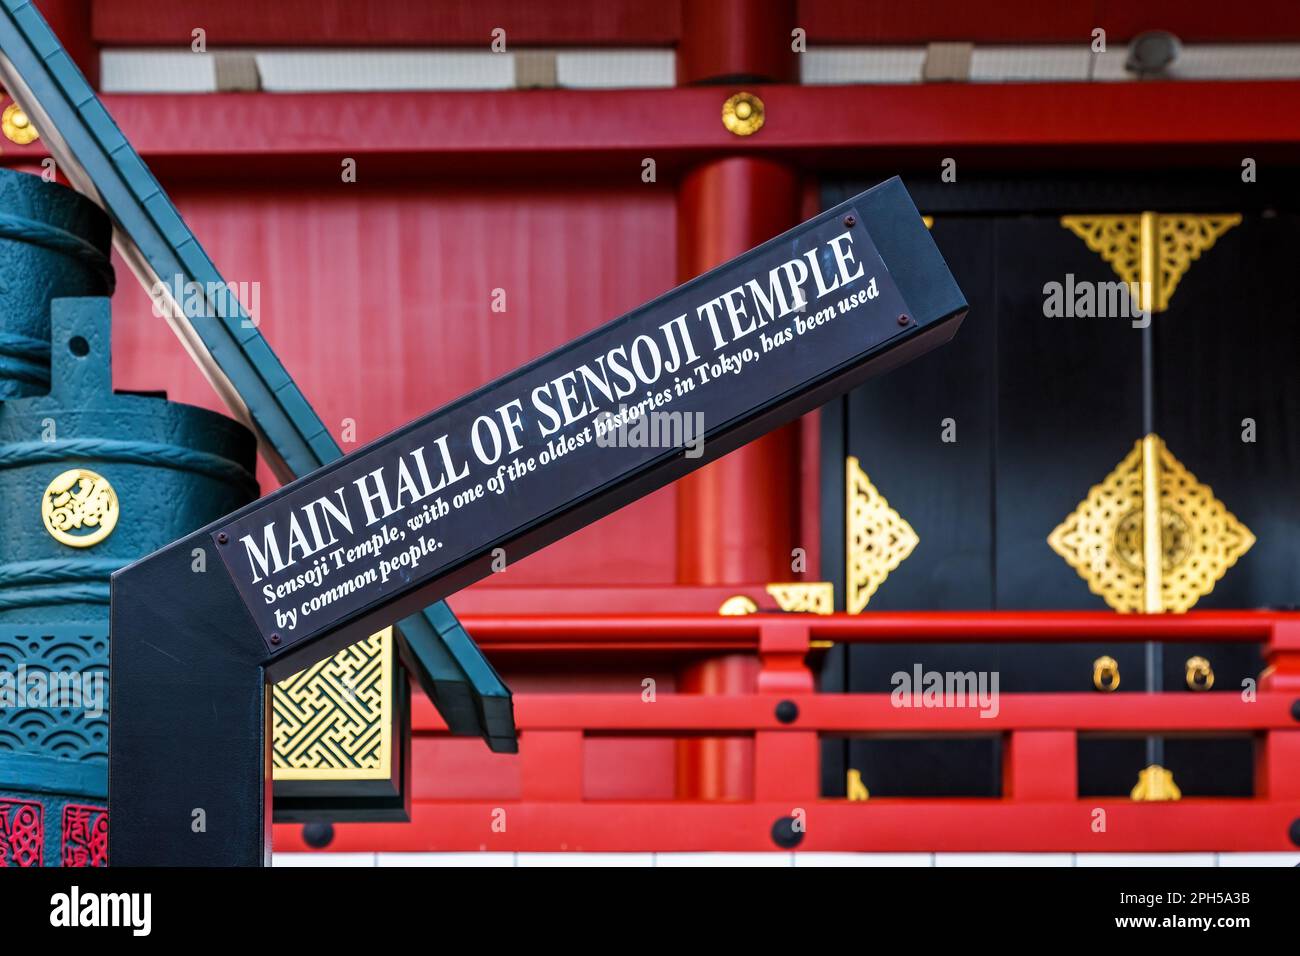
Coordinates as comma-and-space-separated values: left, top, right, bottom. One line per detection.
110, 177, 966, 865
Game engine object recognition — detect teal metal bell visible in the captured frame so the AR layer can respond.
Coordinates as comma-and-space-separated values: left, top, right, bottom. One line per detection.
0, 168, 258, 865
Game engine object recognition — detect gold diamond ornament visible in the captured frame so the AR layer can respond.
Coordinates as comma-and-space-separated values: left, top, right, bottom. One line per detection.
846, 456, 918, 614
1048, 436, 1254, 613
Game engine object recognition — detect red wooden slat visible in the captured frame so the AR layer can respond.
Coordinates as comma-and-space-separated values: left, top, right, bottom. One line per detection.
411, 692, 1299, 732
274, 799, 1300, 852
448, 610, 1294, 645
1004, 731, 1077, 801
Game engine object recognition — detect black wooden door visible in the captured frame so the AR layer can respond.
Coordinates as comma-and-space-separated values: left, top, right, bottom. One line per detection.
819, 171, 1300, 799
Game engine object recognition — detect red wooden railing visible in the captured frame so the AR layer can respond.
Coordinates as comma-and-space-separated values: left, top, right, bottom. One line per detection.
274, 611, 1300, 854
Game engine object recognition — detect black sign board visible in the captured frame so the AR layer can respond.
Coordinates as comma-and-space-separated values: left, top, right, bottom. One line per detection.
110, 176, 965, 864
214, 194, 927, 649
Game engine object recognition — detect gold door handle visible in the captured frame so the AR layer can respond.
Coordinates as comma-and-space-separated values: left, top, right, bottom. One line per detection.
1093, 655, 1120, 692
1185, 656, 1214, 691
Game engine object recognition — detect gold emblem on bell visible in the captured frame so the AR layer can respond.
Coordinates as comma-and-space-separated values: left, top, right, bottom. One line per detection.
41, 468, 119, 548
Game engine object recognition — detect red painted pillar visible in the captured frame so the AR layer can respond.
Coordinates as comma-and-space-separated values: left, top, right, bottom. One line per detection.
675, 158, 803, 585
674, 0, 801, 801
676, 0, 796, 87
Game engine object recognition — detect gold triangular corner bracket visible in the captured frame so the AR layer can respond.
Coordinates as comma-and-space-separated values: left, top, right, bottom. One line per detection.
921, 215, 934, 230
845, 456, 918, 615
1060, 214, 1142, 287
1059, 213, 1241, 312
847, 768, 870, 802
766, 582, 834, 615
1156, 214, 1241, 308
1130, 764, 1181, 802
1047, 435, 1255, 614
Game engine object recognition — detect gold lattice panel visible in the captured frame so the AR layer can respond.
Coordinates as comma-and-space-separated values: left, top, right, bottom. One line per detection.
1048, 436, 1254, 613
766, 582, 834, 614
272, 629, 393, 780
1059, 213, 1240, 312
845, 456, 918, 614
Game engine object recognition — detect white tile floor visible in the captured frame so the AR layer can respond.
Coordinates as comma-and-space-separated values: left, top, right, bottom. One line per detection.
273, 851, 1300, 867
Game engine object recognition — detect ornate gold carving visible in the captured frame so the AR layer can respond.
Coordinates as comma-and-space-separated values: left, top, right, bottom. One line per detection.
846, 456, 918, 614
1048, 435, 1253, 613
721, 91, 765, 136
1130, 764, 1181, 802
847, 769, 870, 801
718, 595, 758, 616
41, 468, 118, 548
765, 582, 834, 615
1185, 655, 1214, 691
1059, 212, 1240, 313
2, 103, 38, 145
1093, 655, 1120, 692
272, 629, 392, 780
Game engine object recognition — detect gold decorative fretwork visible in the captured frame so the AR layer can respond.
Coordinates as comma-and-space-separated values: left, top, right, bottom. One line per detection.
273, 628, 393, 780
766, 582, 834, 615
1048, 435, 1254, 613
846, 456, 918, 614
1060, 212, 1240, 313
41, 468, 118, 548
1130, 764, 1181, 802
847, 769, 870, 801
718, 595, 758, 616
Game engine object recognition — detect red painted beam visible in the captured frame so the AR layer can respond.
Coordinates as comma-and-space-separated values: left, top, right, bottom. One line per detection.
451, 610, 1297, 647
799, 0, 1300, 44
6, 84, 1298, 178
90, 0, 1300, 47
411, 692, 1300, 732
92, 0, 682, 46
273, 798, 1300, 852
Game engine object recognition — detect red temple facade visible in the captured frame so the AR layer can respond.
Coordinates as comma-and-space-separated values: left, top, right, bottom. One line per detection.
6, 0, 1299, 865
